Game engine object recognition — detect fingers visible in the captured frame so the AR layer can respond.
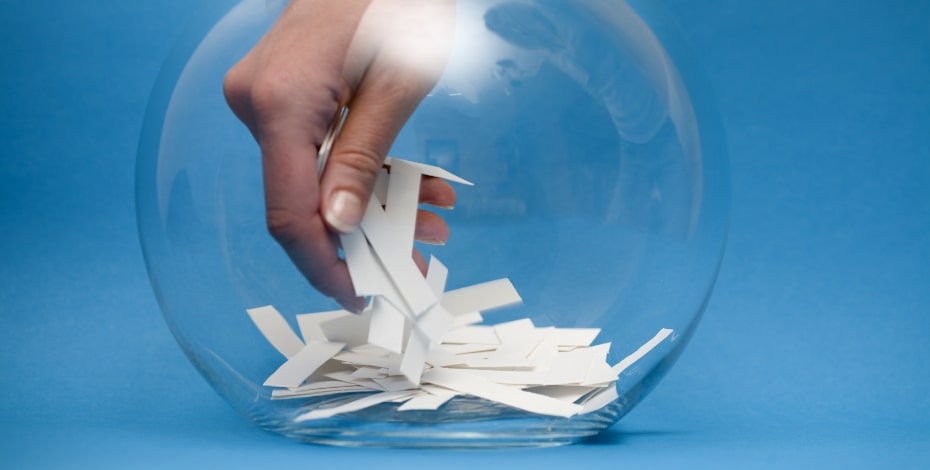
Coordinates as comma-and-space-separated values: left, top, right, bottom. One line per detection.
221, 0, 456, 310
320, 0, 455, 234
419, 176, 456, 209
235, 60, 364, 310
415, 210, 450, 245
259, 124, 366, 312
319, 71, 433, 234
227, 54, 362, 311
221, 0, 373, 311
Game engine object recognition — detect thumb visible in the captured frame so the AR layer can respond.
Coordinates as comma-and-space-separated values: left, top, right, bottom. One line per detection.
320, 78, 429, 234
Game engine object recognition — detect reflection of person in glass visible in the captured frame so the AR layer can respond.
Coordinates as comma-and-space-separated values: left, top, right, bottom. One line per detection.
223, 1, 456, 311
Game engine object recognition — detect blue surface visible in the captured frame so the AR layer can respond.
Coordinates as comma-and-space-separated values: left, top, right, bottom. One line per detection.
2, 0, 928, 467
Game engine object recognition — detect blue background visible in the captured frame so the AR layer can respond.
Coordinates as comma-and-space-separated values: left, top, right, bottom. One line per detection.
2, 0, 928, 467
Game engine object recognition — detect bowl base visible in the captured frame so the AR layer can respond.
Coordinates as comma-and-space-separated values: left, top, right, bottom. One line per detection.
255, 395, 625, 448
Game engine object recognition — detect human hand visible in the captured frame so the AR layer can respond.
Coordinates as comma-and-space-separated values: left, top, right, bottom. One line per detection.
223, 0, 456, 311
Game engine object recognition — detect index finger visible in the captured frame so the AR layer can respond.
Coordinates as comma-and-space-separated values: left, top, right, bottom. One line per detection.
258, 111, 365, 312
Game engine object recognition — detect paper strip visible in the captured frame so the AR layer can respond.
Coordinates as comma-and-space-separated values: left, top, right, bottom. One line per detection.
384, 157, 473, 186
612, 328, 674, 376
263, 341, 346, 388
360, 200, 437, 315
340, 230, 382, 297
416, 304, 454, 344
440, 279, 522, 316
423, 368, 582, 418
552, 328, 601, 347
580, 343, 617, 385
350, 367, 387, 379
526, 385, 603, 403
372, 168, 389, 206
544, 348, 599, 385
372, 375, 418, 392
333, 351, 396, 369
579, 386, 619, 414
367, 297, 407, 354
426, 347, 467, 367
324, 371, 387, 391
295, 390, 418, 421
441, 326, 500, 345
425, 256, 448, 298
340, 230, 411, 312
384, 159, 422, 252
319, 310, 372, 348
397, 387, 457, 411
271, 385, 369, 400
442, 368, 544, 386
247, 306, 304, 358
398, 328, 430, 386
451, 311, 483, 328
296, 309, 352, 342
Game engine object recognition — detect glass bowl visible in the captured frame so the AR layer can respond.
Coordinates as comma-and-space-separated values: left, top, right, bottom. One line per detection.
136, 0, 728, 448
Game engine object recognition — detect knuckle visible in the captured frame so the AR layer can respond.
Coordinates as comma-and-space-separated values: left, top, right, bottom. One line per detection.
264, 207, 303, 247
248, 75, 293, 115
334, 147, 384, 181
222, 64, 249, 104
222, 66, 254, 121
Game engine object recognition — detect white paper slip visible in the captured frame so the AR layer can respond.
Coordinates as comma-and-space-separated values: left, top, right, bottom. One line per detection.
526, 385, 603, 403
271, 380, 370, 399
348, 367, 386, 379
493, 318, 536, 340
612, 328, 674, 376
372, 375, 418, 392
319, 310, 372, 347
579, 386, 619, 415
324, 371, 386, 391
360, 200, 437, 315
455, 368, 545, 385
451, 311, 483, 328
454, 356, 538, 370
271, 386, 369, 400
340, 230, 382, 297
423, 368, 583, 418
551, 328, 602, 347
441, 326, 500, 345
425, 256, 448, 298
544, 348, 601, 385
295, 390, 419, 422
383, 159, 422, 252
435, 343, 498, 355
398, 328, 430, 385
247, 306, 304, 358
246, 157, 677, 421
367, 297, 407, 354
440, 278, 522, 316
371, 167, 389, 205
296, 309, 352, 343
527, 335, 560, 366
425, 347, 467, 367
416, 304, 455, 343
397, 390, 456, 411
263, 341, 346, 388
383, 157, 474, 186
333, 351, 396, 369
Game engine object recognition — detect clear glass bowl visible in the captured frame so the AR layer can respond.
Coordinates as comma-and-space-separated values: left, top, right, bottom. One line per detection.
136, 0, 728, 448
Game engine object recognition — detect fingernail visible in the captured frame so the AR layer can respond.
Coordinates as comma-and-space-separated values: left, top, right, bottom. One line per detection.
325, 190, 362, 233
420, 237, 447, 246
